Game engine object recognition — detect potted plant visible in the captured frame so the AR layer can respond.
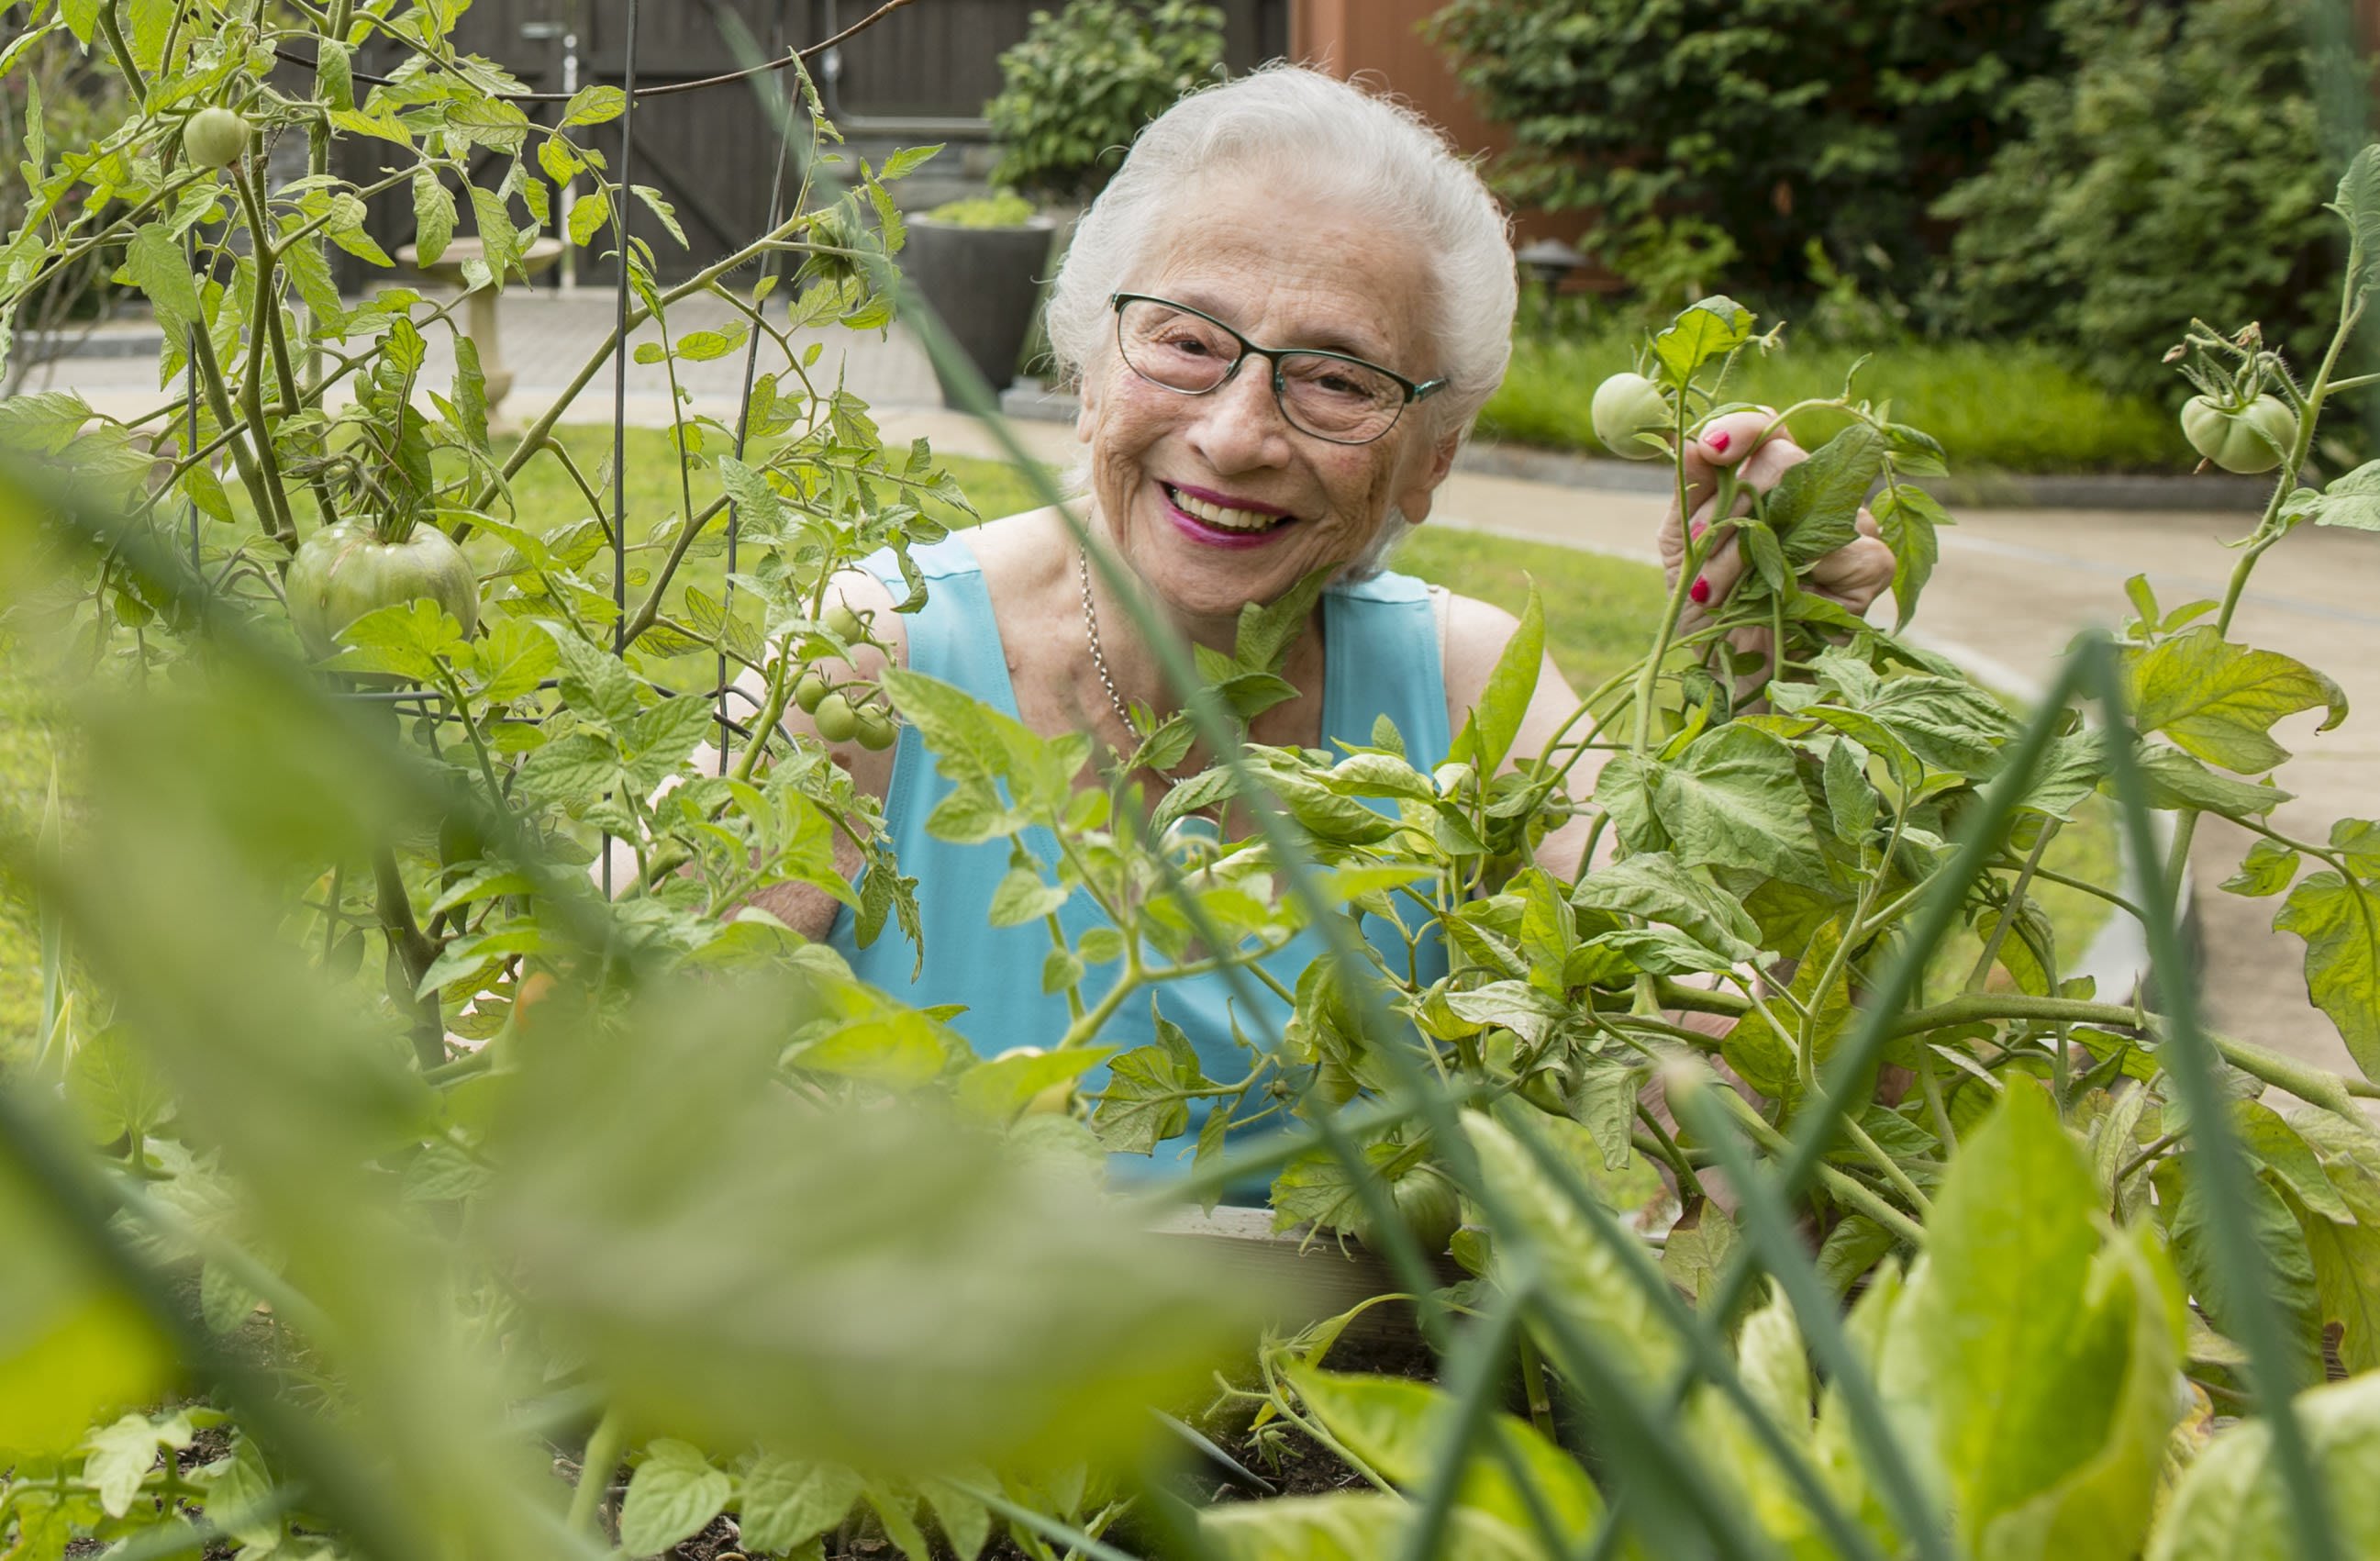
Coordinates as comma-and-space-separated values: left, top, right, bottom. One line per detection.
891, 0, 1226, 408
895, 193, 1058, 408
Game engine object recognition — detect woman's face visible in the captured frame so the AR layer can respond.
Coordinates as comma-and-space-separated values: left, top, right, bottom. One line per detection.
1075, 180, 1461, 628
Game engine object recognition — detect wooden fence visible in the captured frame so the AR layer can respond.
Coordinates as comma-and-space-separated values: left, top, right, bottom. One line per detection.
351, 0, 1289, 285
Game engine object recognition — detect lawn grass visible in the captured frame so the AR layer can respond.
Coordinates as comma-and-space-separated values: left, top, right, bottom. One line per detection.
0, 429, 2114, 1054
0, 633, 61, 1057
1483, 326, 2188, 476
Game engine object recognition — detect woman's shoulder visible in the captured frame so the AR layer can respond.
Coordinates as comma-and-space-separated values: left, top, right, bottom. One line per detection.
1436, 588, 1530, 699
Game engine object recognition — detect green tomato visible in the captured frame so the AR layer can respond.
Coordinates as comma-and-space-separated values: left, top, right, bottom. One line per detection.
813, 692, 859, 743
1591, 372, 1672, 461
284, 521, 478, 661
793, 670, 829, 713
2180, 394, 2296, 475
855, 704, 896, 751
823, 601, 866, 641
1351, 1163, 1462, 1257
1310, 1055, 1361, 1107
183, 107, 253, 171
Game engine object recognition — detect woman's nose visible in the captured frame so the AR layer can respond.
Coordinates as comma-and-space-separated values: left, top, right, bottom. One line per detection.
1187, 360, 1295, 471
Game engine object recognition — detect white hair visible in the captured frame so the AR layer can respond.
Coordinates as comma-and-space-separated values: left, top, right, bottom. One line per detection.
1043, 65, 1518, 575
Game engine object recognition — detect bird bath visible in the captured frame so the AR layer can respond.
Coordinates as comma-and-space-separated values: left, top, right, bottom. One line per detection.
393, 236, 566, 424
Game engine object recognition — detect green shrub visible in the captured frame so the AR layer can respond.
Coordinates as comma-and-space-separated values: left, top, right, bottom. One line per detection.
1481, 326, 2185, 474
1428, 0, 2062, 308
984, 0, 1224, 206
1931, 0, 2350, 399
919, 193, 1040, 228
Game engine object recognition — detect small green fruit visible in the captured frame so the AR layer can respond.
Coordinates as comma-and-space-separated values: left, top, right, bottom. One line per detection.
1351, 1164, 1462, 1257
813, 692, 858, 743
183, 107, 253, 172
1591, 372, 1672, 461
855, 704, 896, 751
2179, 394, 2296, 475
793, 670, 829, 713
823, 601, 866, 641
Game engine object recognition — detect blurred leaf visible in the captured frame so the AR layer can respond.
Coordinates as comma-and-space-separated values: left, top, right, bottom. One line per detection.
479, 975, 1254, 1471
1289, 1366, 1603, 1533
1879, 1082, 2185, 1559
2147, 1375, 2380, 1561
1465, 1109, 1679, 1389
1201, 1493, 1540, 1560
0, 1154, 175, 1457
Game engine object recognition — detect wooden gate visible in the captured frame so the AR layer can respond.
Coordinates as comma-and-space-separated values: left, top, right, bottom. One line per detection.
351, 0, 1289, 286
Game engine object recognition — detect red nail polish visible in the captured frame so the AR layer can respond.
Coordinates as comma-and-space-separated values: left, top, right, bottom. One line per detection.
1690, 575, 1711, 605
1707, 429, 1732, 454
1690, 519, 1707, 541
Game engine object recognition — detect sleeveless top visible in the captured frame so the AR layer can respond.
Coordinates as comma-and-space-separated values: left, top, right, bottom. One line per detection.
825, 534, 1453, 1193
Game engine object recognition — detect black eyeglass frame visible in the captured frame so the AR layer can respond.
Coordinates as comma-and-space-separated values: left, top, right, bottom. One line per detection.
1107, 292, 1448, 446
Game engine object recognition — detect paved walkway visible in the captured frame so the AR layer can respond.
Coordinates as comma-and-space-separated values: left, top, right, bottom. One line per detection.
23, 296, 2379, 1086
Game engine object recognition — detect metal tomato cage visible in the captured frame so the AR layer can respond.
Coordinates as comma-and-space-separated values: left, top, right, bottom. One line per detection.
198, 2, 876, 892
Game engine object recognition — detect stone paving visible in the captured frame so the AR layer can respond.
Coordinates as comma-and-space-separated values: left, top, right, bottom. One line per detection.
17, 284, 945, 427
20, 298, 2380, 1092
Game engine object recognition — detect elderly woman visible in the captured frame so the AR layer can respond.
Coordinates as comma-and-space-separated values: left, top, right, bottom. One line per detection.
756, 68, 1893, 1156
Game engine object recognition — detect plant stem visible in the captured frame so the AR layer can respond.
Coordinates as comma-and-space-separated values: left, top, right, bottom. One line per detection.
1964, 820, 2056, 994
97, 1, 150, 107
186, 326, 290, 551
465, 205, 820, 525
565, 1408, 627, 1537
373, 845, 446, 1070
2165, 239, 2369, 889
1719, 1090, 1926, 1246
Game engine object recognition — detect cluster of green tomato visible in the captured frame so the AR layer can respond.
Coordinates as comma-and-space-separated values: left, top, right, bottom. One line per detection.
793, 600, 898, 751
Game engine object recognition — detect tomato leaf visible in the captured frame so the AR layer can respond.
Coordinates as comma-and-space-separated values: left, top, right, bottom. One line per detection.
733, 1454, 862, 1554
1650, 295, 1754, 388
1450, 583, 1544, 775
2273, 870, 2380, 1078
2124, 628, 2348, 774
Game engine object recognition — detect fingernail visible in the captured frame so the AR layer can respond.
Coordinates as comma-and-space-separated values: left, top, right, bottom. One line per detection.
1690, 576, 1711, 605
1707, 429, 1732, 454
1690, 519, 1707, 541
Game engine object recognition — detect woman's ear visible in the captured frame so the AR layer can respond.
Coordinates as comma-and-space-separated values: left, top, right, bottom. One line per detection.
1393, 424, 1463, 529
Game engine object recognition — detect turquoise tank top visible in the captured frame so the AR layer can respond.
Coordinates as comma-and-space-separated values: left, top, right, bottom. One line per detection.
826, 535, 1453, 1194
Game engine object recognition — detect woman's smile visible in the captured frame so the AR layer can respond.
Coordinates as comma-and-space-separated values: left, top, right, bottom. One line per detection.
1157, 480, 1307, 549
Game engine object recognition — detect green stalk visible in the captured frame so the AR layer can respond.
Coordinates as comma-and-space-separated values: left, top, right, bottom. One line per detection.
187, 324, 290, 551
464, 205, 821, 524
2164, 234, 2370, 889
565, 1407, 627, 1537
1717, 1088, 1926, 1246
1395, 1296, 1526, 1561
1500, 1109, 1909, 1561
1673, 1085, 1953, 1561
96, 0, 150, 107
373, 845, 446, 1070
2089, 641, 2342, 1561
229, 165, 300, 544
1964, 820, 2055, 994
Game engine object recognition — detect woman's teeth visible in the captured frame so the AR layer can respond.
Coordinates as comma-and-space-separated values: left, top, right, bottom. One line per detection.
1168, 485, 1289, 531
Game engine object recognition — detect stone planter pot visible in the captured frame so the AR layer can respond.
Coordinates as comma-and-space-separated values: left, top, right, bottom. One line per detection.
895, 215, 1060, 410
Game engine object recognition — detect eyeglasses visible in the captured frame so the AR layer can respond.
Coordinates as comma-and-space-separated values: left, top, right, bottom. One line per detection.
1108, 293, 1446, 446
